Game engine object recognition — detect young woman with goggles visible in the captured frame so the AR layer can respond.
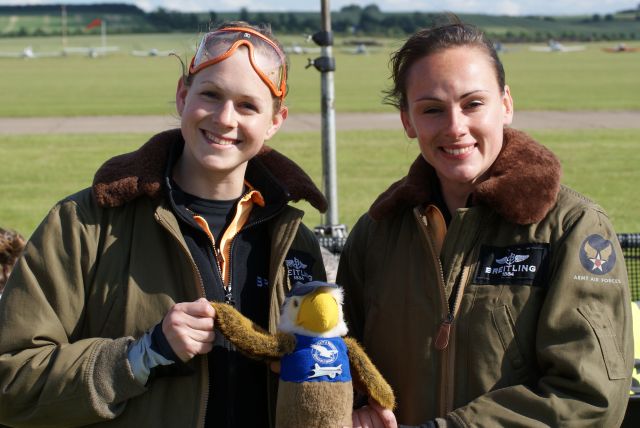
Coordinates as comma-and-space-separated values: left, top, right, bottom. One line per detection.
0, 21, 329, 428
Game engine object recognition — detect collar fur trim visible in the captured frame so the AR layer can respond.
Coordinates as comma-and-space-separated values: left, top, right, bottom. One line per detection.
92, 129, 328, 213
369, 128, 561, 225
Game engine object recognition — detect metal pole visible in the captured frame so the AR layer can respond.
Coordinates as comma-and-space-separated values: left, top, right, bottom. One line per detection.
319, 0, 339, 227
101, 19, 106, 49
61, 5, 67, 49
310, 0, 347, 253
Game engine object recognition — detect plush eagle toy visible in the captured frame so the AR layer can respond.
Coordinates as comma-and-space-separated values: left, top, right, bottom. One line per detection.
211, 281, 395, 428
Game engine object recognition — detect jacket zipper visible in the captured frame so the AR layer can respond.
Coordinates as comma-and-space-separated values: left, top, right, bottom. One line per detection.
197, 206, 281, 428
415, 208, 477, 416
442, 264, 472, 415
155, 212, 209, 428
414, 209, 451, 417
414, 209, 450, 345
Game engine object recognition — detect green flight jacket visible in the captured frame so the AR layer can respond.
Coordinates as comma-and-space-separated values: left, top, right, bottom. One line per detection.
0, 130, 327, 427
338, 128, 633, 426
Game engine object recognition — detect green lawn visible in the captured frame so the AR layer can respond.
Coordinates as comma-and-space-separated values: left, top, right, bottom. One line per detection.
0, 34, 639, 115
1, 128, 638, 239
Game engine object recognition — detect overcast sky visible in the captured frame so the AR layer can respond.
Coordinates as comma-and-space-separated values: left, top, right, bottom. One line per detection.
0, 1, 638, 16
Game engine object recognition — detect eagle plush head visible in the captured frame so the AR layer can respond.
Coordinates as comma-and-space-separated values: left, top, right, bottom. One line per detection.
278, 281, 348, 338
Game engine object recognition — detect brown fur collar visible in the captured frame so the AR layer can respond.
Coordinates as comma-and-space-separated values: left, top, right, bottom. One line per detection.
92, 129, 328, 212
369, 128, 561, 225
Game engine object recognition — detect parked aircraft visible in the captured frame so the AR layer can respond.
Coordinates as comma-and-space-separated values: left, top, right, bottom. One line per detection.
0, 46, 63, 59
283, 43, 321, 55
63, 46, 119, 58
602, 43, 638, 53
529, 40, 586, 52
131, 48, 175, 57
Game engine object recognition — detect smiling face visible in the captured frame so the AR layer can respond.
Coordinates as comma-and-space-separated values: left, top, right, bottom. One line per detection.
400, 46, 513, 195
175, 46, 287, 197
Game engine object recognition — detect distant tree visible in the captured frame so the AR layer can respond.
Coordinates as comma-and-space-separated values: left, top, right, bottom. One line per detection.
286, 12, 299, 29
255, 12, 269, 26
239, 7, 250, 23
359, 4, 383, 33
592, 13, 601, 22
340, 5, 362, 13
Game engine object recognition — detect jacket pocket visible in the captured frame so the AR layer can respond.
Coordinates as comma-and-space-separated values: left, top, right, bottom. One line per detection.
491, 305, 526, 370
578, 304, 627, 380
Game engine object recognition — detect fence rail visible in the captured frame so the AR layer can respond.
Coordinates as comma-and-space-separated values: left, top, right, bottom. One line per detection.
619, 233, 640, 301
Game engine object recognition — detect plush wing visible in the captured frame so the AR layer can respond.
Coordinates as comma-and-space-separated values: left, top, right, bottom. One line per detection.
344, 337, 396, 410
211, 302, 296, 359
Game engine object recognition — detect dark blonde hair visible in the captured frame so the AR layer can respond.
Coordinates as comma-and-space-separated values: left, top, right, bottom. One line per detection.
179, 21, 289, 112
384, 15, 505, 111
0, 228, 25, 291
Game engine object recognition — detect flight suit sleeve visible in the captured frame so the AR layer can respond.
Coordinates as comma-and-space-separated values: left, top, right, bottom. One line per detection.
0, 197, 147, 427
447, 205, 633, 427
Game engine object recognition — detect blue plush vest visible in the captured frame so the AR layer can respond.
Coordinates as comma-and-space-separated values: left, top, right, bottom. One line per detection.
280, 334, 351, 383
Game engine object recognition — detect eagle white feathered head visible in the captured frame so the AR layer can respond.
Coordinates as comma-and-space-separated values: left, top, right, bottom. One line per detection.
278, 281, 349, 338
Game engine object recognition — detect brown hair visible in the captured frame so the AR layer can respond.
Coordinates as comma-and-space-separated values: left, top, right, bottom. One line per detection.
178, 21, 289, 112
0, 228, 26, 291
384, 15, 505, 111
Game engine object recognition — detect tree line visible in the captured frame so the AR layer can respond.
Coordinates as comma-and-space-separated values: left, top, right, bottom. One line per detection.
1, 3, 639, 42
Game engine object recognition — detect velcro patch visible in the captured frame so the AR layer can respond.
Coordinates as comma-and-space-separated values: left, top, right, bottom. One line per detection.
285, 250, 315, 284
579, 234, 617, 275
474, 244, 549, 286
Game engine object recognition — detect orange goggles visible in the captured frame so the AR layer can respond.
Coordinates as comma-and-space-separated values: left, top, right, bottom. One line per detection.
189, 27, 287, 100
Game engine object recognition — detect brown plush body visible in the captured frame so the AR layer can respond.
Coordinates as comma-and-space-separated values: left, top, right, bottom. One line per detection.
276, 380, 353, 428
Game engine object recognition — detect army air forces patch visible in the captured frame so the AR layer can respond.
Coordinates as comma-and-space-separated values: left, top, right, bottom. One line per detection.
579, 234, 617, 275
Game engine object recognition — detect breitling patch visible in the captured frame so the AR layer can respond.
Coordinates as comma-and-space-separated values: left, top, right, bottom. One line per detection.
474, 244, 549, 286
579, 234, 617, 275
285, 250, 314, 284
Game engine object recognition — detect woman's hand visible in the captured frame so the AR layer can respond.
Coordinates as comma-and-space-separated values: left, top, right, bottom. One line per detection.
352, 400, 397, 428
162, 297, 216, 362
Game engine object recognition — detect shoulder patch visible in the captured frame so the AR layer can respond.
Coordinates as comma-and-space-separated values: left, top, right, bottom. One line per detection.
579, 234, 617, 275
474, 244, 549, 286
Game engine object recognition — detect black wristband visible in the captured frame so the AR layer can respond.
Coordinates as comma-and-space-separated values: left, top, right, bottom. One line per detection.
150, 321, 180, 363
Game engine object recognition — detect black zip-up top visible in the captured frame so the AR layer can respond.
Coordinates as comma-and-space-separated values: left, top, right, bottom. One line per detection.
164, 141, 290, 427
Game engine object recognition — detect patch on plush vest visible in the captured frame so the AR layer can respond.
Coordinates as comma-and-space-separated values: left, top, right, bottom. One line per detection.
280, 335, 351, 383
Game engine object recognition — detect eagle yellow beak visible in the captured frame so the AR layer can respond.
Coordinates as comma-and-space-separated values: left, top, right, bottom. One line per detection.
296, 290, 338, 333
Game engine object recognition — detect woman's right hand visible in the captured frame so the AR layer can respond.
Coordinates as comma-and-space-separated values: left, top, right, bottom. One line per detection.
352, 400, 398, 428
162, 297, 216, 362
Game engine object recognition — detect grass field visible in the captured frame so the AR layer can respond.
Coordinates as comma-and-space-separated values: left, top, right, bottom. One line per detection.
1, 34, 639, 115
1, 128, 638, 239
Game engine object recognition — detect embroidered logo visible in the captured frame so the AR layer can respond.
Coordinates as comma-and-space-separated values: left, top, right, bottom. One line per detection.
256, 276, 269, 288
286, 257, 307, 270
579, 234, 616, 275
285, 251, 314, 283
495, 253, 530, 267
309, 363, 343, 379
474, 244, 549, 286
310, 340, 339, 364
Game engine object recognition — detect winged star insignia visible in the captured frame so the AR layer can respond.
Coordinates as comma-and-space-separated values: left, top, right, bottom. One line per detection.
579, 234, 616, 275
583, 240, 612, 272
